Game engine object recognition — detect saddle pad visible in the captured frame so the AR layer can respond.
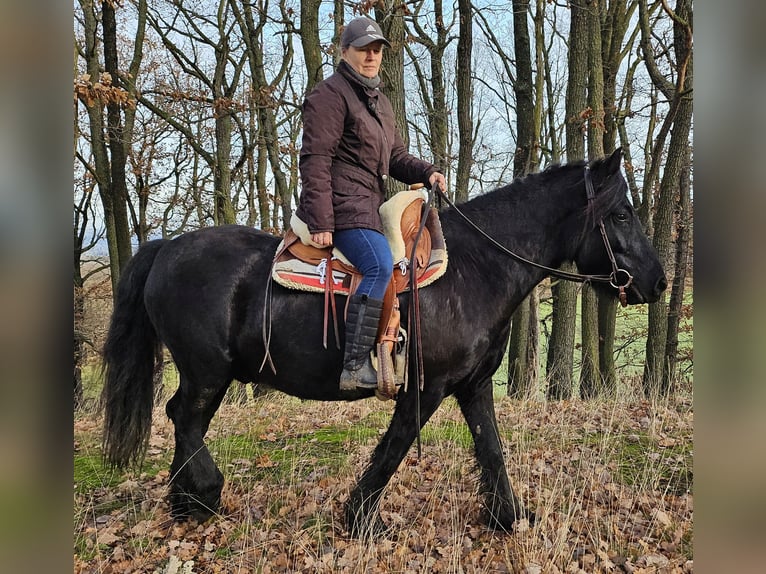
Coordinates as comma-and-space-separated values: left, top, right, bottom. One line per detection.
272, 204, 448, 295
272, 245, 447, 295
272, 255, 356, 293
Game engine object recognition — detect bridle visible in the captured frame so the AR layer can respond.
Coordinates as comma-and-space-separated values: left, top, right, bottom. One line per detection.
430, 166, 634, 306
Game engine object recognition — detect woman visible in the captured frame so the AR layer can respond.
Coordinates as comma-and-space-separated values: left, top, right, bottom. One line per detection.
296, 16, 446, 391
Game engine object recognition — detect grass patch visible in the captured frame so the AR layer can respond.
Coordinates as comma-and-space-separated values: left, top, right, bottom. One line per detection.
613, 434, 693, 496
209, 425, 367, 485
74, 453, 124, 493
420, 420, 474, 448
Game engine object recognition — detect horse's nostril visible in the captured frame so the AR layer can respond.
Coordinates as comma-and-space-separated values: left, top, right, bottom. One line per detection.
656, 275, 668, 294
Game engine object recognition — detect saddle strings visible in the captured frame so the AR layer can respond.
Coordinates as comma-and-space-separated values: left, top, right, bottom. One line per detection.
408, 183, 436, 459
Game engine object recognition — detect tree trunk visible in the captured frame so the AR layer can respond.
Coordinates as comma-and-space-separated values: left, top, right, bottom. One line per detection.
85, 104, 115, 289
597, 295, 617, 396
256, 134, 270, 230
642, 0, 693, 396
211, 14, 237, 226
405, 0, 449, 172
663, 143, 691, 393
376, 5, 406, 141
547, 0, 587, 400
512, 0, 535, 177
300, 0, 323, 94
580, 0, 605, 399
546, 277, 577, 399
102, 1, 134, 272
79, 0, 131, 294
428, 14, 449, 172
73, 274, 85, 409
455, 0, 473, 204
596, 0, 635, 395
508, 296, 530, 399
235, 0, 295, 230
601, 1, 634, 153
376, 3, 409, 197
507, 0, 539, 398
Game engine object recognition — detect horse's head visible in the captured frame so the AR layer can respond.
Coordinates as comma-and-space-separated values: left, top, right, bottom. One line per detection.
574, 149, 667, 304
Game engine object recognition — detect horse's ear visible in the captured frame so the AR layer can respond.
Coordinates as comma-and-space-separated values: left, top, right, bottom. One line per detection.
604, 147, 623, 174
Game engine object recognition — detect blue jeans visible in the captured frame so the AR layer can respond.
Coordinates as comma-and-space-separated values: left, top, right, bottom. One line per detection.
333, 228, 392, 300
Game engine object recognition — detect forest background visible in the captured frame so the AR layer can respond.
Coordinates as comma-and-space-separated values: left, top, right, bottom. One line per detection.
74, 0, 693, 404
0, 0, 764, 572
0, 0, 744, 572
69, 1, 702, 572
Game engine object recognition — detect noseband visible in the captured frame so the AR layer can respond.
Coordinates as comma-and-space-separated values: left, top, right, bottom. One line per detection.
583, 166, 633, 306
433, 166, 634, 306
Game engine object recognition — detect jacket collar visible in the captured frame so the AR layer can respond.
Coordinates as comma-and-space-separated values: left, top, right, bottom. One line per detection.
337, 60, 382, 94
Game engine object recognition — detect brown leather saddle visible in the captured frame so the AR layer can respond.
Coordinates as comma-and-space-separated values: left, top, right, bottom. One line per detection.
270, 189, 448, 399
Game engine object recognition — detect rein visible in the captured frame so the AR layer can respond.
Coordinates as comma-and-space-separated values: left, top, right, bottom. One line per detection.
434, 167, 633, 305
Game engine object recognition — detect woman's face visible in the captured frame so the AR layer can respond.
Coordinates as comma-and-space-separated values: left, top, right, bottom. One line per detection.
342, 42, 384, 78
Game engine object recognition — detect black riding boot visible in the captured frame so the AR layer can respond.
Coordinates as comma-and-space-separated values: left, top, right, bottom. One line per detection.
339, 294, 384, 391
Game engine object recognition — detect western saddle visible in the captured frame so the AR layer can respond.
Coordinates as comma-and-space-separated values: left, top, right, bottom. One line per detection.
270, 188, 447, 399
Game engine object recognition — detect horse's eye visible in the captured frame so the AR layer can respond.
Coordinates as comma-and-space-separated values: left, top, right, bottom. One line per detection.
613, 212, 628, 223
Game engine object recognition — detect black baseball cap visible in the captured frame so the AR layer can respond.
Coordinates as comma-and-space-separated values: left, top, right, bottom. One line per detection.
340, 17, 391, 48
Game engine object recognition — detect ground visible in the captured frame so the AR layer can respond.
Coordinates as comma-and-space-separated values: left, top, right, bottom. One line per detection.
74, 391, 693, 573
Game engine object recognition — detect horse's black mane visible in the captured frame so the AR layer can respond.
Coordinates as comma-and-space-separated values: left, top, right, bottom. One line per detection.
457, 156, 627, 228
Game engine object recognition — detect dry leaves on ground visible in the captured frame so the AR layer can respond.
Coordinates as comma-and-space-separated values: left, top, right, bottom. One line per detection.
74, 395, 692, 573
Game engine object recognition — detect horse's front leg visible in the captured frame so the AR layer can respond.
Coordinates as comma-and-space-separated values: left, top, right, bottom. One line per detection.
345, 386, 444, 537
455, 379, 531, 530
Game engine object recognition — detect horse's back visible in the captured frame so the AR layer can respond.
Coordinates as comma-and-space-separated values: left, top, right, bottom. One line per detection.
143, 226, 279, 367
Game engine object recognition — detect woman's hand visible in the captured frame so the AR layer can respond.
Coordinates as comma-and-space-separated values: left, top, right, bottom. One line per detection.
311, 231, 333, 246
429, 171, 447, 193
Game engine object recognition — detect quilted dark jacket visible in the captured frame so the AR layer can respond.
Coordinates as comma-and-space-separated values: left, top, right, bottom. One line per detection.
296, 61, 437, 234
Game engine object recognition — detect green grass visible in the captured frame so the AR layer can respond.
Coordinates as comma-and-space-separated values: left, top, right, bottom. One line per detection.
75, 395, 694, 572
74, 454, 124, 493
421, 420, 474, 448
208, 425, 372, 485
613, 434, 693, 496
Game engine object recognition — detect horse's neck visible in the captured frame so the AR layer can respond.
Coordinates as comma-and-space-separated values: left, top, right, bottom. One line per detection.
449, 190, 574, 265
438, 186, 579, 309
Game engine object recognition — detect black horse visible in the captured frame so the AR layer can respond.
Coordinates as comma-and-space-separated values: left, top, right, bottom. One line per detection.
102, 149, 666, 535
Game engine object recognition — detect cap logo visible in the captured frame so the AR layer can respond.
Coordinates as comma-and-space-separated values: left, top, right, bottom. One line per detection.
366, 25, 376, 31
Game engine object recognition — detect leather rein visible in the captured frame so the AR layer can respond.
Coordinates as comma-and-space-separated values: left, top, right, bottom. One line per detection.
432, 166, 634, 306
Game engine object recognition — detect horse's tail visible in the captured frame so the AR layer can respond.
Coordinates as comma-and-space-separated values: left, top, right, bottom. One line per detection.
101, 239, 167, 469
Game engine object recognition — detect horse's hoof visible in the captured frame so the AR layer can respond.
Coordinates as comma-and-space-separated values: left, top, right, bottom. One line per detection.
481, 505, 535, 532
169, 491, 219, 523
345, 500, 389, 538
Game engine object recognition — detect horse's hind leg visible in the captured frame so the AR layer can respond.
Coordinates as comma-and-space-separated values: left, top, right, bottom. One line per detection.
166, 373, 231, 522
455, 379, 530, 530
345, 387, 444, 537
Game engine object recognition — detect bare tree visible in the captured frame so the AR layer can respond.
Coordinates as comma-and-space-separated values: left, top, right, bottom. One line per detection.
233, 0, 298, 229
300, 0, 324, 94
404, 0, 453, 173
75, 0, 140, 293
547, 0, 588, 400
454, 0, 473, 204
507, 0, 540, 399
640, 0, 693, 395
664, 143, 692, 392
141, 0, 249, 225
73, 172, 105, 408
